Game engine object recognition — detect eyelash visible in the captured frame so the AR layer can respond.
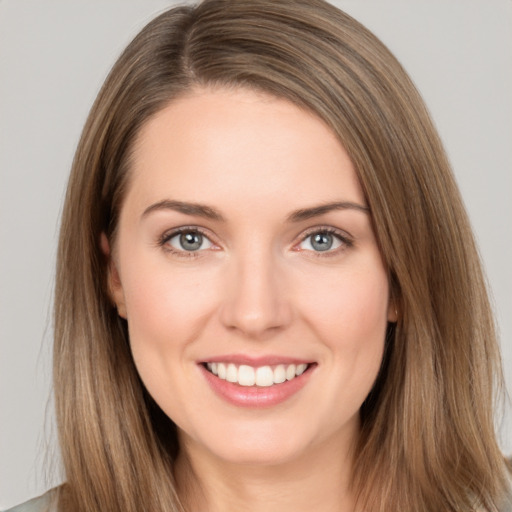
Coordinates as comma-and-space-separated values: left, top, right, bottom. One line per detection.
157, 226, 215, 259
157, 226, 353, 259
296, 227, 353, 258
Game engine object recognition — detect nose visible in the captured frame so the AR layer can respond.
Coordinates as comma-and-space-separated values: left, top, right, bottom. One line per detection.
219, 249, 292, 339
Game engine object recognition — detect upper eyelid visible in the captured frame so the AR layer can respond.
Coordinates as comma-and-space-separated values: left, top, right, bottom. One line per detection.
297, 225, 353, 242
293, 227, 354, 256
157, 224, 353, 249
158, 227, 217, 258
159, 226, 215, 244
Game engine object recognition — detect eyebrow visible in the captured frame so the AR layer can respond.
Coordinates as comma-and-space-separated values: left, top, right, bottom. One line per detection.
286, 201, 370, 222
142, 200, 226, 221
141, 199, 369, 222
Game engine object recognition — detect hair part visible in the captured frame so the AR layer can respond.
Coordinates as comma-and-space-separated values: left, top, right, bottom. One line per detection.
54, 1, 509, 511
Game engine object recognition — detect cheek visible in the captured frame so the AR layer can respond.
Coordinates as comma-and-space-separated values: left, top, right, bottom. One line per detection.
302, 265, 390, 338
298, 263, 389, 388
120, 257, 220, 365
120, 260, 223, 420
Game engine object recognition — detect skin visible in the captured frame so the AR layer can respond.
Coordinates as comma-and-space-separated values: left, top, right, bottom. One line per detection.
106, 87, 396, 512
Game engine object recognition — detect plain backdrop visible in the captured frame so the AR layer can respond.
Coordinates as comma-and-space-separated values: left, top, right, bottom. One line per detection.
1, 0, 511, 508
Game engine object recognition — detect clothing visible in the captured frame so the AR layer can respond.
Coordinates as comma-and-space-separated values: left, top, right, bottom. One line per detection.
5, 486, 512, 511
502, 487, 512, 512
2, 491, 54, 512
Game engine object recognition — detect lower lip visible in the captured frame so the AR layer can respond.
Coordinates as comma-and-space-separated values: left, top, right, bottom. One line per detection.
199, 364, 315, 408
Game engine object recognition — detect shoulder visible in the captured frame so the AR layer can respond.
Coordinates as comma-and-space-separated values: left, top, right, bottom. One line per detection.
502, 493, 512, 512
502, 461, 512, 512
3, 489, 57, 512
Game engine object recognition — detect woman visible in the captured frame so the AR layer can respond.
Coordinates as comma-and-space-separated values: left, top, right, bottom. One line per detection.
6, 0, 510, 511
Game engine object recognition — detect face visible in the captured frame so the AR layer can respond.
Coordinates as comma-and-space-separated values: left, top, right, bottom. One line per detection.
108, 87, 395, 468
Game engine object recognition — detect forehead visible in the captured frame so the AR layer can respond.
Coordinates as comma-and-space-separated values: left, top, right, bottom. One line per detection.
126, 87, 364, 214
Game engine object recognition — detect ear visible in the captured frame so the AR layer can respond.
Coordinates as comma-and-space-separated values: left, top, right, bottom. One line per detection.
387, 298, 398, 323
100, 233, 127, 319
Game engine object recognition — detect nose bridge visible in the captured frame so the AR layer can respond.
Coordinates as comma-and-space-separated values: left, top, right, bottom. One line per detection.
219, 241, 291, 337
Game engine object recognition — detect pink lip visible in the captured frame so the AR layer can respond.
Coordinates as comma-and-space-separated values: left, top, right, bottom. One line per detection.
199, 361, 316, 408
200, 354, 312, 366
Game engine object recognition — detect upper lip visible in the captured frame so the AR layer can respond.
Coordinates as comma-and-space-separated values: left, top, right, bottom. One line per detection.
200, 354, 314, 366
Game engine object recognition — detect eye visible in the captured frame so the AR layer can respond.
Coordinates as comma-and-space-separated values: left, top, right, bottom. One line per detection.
297, 229, 350, 253
166, 229, 213, 252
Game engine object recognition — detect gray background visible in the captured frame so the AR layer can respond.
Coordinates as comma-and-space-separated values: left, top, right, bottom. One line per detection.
1, 0, 511, 508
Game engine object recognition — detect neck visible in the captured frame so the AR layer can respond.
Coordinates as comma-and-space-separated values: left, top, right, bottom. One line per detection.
174, 430, 358, 512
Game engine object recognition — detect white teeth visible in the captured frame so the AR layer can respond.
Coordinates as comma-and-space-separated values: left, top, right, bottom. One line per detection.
205, 362, 310, 387
273, 365, 286, 384
296, 363, 307, 376
217, 363, 227, 379
238, 365, 255, 386
226, 363, 238, 383
286, 364, 296, 381
255, 366, 274, 387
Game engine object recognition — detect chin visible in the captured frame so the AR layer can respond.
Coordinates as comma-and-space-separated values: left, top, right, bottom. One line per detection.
179, 414, 340, 468
210, 440, 306, 467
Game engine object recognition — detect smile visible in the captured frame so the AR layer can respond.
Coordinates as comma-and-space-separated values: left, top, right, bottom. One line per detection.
205, 362, 309, 387
200, 358, 316, 408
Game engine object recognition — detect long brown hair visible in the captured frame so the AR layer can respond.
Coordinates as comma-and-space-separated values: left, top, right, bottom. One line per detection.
54, 1, 510, 510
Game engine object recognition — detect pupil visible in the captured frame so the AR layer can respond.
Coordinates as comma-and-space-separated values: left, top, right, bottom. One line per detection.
311, 233, 333, 251
180, 232, 202, 251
